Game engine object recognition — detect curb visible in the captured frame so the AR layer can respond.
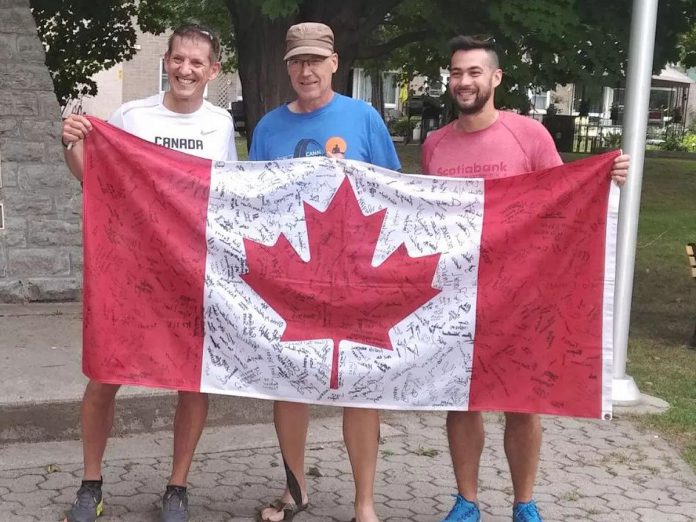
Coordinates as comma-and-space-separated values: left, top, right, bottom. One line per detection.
1, 392, 342, 444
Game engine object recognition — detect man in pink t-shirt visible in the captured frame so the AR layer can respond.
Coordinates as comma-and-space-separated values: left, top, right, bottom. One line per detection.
422, 35, 629, 522
422, 109, 562, 177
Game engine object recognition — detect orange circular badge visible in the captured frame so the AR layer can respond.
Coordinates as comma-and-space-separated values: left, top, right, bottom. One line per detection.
325, 136, 347, 158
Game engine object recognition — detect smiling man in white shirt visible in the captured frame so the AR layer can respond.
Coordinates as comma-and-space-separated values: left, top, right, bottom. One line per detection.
61, 24, 236, 522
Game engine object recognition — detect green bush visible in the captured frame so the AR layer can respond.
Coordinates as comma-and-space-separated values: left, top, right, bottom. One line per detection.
660, 129, 688, 151
681, 132, 696, 152
602, 131, 622, 148
390, 118, 416, 137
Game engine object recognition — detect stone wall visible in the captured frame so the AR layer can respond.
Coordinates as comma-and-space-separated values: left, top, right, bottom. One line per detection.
0, 0, 82, 302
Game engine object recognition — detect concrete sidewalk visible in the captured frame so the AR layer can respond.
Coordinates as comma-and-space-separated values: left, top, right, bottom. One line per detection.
1, 304, 696, 521
0, 304, 334, 444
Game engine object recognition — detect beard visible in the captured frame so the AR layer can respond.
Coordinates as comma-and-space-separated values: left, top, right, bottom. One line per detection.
453, 85, 493, 115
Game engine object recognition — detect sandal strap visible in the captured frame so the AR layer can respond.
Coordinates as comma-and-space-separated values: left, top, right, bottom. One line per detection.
283, 457, 304, 507
259, 499, 301, 522
268, 498, 286, 511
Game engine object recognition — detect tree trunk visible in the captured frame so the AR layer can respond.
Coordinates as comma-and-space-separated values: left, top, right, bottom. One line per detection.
370, 70, 384, 118
227, 1, 295, 149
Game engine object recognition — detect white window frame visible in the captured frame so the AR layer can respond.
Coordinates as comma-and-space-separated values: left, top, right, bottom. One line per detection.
351, 68, 372, 103
159, 57, 169, 93
529, 89, 551, 114
351, 68, 400, 109
381, 71, 399, 109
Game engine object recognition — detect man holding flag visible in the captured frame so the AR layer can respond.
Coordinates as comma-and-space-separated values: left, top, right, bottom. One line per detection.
60, 24, 236, 522
422, 35, 629, 522
249, 22, 400, 522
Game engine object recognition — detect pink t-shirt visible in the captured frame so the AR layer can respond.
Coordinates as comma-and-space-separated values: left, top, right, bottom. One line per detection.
421, 111, 562, 178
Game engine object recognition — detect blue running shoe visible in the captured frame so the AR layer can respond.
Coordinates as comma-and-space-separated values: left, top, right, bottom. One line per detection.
441, 494, 480, 522
513, 500, 542, 522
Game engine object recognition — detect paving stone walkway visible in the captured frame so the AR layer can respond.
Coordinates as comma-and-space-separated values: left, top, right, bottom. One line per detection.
2, 412, 695, 521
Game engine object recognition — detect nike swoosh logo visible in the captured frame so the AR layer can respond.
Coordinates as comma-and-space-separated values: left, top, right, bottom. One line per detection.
201, 128, 217, 135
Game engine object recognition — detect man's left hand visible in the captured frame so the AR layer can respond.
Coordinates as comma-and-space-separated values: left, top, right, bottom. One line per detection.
610, 154, 629, 186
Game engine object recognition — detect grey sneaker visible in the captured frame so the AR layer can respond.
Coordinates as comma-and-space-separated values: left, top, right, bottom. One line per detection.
161, 486, 189, 522
65, 482, 103, 522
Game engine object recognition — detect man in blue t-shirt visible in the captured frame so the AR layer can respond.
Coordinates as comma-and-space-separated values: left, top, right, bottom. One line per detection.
250, 22, 399, 522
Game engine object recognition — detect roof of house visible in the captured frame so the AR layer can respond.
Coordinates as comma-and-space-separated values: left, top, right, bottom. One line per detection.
652, 66, 694, 84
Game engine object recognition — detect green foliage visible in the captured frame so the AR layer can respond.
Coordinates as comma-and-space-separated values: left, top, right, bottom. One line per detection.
376, 0, 631, 110
375, 0, 696, 111
137, 0, 237, 72
682, 133, 696, 152
31, 0, 240, 105
31, 0, 696, 120
251, 0, 299, 18
680, 25, 696, 68
602, 131, 623, 149
660, 128, 689, 151
389, 117, 416, 138
30, 0, 139, 105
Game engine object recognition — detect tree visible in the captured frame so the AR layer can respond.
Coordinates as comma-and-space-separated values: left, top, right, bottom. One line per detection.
679, 24, 696, 68
30, 0, 140, 106
380, 0, 696, 109
33, 0, 696, 138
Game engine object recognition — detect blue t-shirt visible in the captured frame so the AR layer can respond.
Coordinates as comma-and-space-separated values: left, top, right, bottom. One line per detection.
249, 93, 401, 170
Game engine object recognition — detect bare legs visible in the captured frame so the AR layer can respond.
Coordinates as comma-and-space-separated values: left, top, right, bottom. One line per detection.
344, 407, 380, 522
504, 413, 541, 503
169, 391, 209, 486
80, 380, 120, 480
259, 401, 310, 522
79, 380, 208, 487
446, 411, 484, 502
446, 411, 541, 503
260, 402, 380, 522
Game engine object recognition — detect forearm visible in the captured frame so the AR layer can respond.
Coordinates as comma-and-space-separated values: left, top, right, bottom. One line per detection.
61, 114, 93, 182
63, 140, 85, 181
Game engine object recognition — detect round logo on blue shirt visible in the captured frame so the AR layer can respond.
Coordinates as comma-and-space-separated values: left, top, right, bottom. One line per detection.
293, 139, 325, 158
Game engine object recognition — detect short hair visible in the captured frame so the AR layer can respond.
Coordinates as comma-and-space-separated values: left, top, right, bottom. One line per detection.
166, 24, 221, 63
448, 35, 499, 68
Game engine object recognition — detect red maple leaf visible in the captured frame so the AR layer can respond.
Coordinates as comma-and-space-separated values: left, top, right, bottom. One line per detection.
241, 177, 441, 389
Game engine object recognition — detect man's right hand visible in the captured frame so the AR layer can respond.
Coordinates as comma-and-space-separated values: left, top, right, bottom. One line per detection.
62, 114, 93, 147
62, 114, 93, 181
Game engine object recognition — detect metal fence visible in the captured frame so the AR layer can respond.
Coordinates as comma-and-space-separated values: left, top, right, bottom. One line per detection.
541, 114, 687, 153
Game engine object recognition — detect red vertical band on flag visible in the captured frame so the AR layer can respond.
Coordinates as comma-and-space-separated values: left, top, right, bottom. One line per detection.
470, 153, 618, 417
82, 118, 211, 391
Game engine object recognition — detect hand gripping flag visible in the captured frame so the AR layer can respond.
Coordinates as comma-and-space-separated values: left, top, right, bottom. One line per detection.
83, 118, 618, 419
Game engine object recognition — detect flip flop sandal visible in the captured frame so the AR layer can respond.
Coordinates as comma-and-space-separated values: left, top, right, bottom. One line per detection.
256, 498, 309, 522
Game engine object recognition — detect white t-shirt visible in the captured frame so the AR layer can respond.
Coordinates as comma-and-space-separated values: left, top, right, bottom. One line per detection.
108, 93, 237, 161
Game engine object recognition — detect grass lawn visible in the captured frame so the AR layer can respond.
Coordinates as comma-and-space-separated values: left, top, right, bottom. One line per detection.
236, 137, 249, 161
562, 154, 696, 471
622, 158, 696, 469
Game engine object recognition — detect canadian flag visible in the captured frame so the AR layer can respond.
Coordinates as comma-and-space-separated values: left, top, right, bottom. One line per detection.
83, 118, 618, 419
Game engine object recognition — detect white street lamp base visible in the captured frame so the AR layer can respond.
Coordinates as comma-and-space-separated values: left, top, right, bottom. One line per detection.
612, 375, 642, 406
